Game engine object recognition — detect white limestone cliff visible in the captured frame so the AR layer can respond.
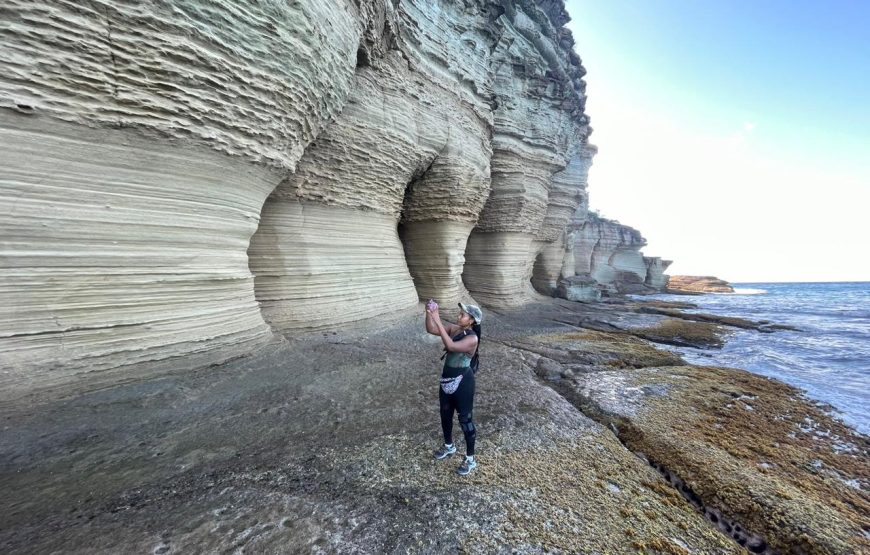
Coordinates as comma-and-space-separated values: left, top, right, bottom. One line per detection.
463, 4, 593, 308
644, 257, 673, 290
530, 146, 597, 296
0, 0, 378, 387
248, 2, 494, 329
568, 214, 668, 295
1, 0, 667, 392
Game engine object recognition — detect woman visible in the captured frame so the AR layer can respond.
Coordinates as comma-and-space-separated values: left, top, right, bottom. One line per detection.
425, 301, 482, 476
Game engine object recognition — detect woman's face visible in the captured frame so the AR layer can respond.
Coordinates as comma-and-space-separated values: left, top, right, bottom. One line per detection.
458, 311, 474, 327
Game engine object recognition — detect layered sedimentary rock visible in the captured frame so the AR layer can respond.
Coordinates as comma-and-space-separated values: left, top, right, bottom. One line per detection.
463, 7, 593, 307
556, 275, 601, 302
249, 4, 493, 329
668, 275, 735, 293
569, 214, 665, 295
0, 118, 278, 377
251, 0, 596, 323
1, 0, 597, 384
0, 0, 371, 383
644, 257, 672, 290
530, 147, 596, 296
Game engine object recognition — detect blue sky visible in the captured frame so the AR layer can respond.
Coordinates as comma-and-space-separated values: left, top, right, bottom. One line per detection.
564, 0, 869, 282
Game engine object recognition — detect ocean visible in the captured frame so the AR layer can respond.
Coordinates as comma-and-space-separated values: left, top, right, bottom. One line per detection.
646, 282, 870, 435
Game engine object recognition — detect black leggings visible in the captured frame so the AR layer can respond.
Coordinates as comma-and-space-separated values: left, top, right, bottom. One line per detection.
439, 371, 476, 456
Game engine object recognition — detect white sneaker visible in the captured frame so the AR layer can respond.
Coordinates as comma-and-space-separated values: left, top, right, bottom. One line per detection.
433, 443, 457, 460
457, 457, 477, 475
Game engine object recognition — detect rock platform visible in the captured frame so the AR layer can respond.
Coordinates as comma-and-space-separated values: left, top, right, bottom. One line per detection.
2, 298, 865, 554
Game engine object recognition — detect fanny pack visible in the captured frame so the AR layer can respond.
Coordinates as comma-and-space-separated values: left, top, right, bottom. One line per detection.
440, 365, 470, 394
440, 374, 463, 394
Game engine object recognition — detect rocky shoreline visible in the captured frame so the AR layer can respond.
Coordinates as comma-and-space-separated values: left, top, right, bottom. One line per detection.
2, 297, 866, 554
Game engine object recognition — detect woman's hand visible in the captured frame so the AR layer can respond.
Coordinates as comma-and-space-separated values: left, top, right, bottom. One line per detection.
424, 304, 440, 335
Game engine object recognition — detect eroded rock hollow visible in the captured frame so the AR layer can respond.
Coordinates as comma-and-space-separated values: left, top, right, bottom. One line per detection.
463, 5, 593, 308
0, 0, 370, 388
249, 1, 493, 330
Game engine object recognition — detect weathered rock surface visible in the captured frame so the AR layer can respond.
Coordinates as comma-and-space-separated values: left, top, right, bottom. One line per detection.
569, 214, 666, 295
2, 288, 862, 554
0, 0, 676, 384
493, 303, 869, 555
0, 116, 277, 389
248, 44, 491, 329
1, 0, 363, 168
668, 275, 735, 293
556, 275, 602, 302
248, 202, 419, 331
572, 364, 870, 555
462, 3, 593, 307
644, 257, 672, 290
1, 0, 596, 376
1, 0, 376, 384
529, 147, 597, 297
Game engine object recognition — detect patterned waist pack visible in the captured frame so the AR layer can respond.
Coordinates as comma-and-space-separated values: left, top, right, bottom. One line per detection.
439, 374, 464, 394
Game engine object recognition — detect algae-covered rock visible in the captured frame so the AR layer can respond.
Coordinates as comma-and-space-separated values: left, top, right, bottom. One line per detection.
630, 318, 727, 348
573, 365, 870, 555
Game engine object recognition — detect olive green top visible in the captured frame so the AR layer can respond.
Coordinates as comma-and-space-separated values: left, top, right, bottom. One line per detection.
445, 350, 472, 369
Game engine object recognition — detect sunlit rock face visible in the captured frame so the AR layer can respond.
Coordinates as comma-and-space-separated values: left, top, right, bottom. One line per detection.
463, 3, 591, 308
1, 0, 363, 169
0, 0, 365, 385
571, 215, 654, 295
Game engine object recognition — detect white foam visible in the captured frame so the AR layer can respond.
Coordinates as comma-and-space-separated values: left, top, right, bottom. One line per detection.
732, 288, 767, 295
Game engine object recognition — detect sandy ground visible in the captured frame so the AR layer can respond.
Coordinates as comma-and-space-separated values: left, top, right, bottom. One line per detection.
1, 297, 847, 554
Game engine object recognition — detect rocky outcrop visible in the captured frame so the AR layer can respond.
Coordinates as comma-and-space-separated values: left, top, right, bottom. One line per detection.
644, 257, 672, 290
0, 118, 278, 378
573, 365, 869, 554
555, 275, 601, 302
0, 307, 748, 554
529, 147, 596, 297
568, 214, 665, 295
248, 43, 491, 329
0, 0, 595, 388
668, 275, 735, 293
462, 5, 593, 308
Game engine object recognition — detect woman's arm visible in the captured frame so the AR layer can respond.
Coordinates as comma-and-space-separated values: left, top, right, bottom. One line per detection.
425, 311, 439, 335
430, 309, 477, 354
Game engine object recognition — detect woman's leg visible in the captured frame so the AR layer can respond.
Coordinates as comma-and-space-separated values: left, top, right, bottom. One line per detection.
455, 374, 476, 456
439, 387, 455, 445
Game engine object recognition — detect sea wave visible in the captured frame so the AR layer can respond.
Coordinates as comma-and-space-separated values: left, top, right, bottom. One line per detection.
730, 288, 767, 295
